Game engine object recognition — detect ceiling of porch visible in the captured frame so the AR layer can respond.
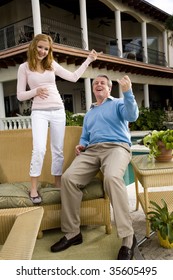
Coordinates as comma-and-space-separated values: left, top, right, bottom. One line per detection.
40, 0, 169, 22
0, 0, 169, 22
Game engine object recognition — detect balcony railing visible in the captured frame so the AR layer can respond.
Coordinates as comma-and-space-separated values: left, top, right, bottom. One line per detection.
148, 47, 167, 66
123, 41, 167, 66
0, 17, 167, 66
123, 41, 145, 62
0, 116, 31, 130
0, 113, 87, 130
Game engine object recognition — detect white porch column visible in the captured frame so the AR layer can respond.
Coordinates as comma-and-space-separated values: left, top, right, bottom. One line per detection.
79, 0, 88, 49
115, 10, 123, 58
144, 84, 149, 108
84, 78, 92, 110
31, 0, 42, 35
141, 21, 148, 63
79, 0, 92, 111
163, 30, 168, 66
0, 83, 5, 130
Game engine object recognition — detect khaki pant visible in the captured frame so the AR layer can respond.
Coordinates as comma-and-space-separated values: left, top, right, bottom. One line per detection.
61, 142, 133, 238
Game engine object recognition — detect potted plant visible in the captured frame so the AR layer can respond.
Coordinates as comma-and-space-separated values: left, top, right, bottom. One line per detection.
147, 199, 173, 248
143, 129, 173, 161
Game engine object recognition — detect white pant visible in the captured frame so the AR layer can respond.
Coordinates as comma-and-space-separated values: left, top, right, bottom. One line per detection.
30, 109, 66, 177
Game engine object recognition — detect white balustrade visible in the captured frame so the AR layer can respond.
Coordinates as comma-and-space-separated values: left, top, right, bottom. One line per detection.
0, 116, 31, 130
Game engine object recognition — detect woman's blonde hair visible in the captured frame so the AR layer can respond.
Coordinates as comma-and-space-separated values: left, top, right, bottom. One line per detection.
27, 34, 54, 71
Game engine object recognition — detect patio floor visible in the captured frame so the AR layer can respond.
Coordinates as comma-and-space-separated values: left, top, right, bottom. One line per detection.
127, 182, 173, 260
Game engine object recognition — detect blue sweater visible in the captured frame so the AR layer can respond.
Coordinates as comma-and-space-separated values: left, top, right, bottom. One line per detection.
80, 90, 139, 147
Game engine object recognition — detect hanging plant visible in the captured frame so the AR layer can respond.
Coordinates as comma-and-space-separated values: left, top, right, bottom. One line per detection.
165, 15, 173, 45
165, 15, 173, 31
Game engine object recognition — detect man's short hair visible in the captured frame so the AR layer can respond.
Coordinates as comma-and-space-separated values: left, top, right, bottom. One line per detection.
92, 74, 112, 88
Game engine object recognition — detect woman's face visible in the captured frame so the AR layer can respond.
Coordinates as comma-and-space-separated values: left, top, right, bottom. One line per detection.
36, 40, 50, 61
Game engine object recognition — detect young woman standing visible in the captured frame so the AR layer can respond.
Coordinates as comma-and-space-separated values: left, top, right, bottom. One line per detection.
17, 33, 100, 204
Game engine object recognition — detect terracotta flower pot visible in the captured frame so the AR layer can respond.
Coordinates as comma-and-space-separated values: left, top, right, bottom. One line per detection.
155, 141, 173, 162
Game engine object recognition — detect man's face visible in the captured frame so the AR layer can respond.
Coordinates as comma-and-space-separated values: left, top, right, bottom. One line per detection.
93, 77, 111, 101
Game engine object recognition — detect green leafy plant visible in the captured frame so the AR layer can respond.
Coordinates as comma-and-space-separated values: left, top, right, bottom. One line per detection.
165, 15, 173, 31
147, 199, 173, 244
143, 129, 173, 159
165, 15, 173, 45
129, 107, 167, 131
66, 110, 84, 126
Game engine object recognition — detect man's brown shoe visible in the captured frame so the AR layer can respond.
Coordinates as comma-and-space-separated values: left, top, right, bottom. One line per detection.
51, 233, 83, 252
117, 235, 137, 260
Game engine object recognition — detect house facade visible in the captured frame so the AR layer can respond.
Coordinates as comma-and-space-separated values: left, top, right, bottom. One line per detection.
0, 0, 173, 129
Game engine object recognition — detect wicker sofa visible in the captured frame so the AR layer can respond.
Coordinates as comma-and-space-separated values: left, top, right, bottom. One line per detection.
0, 126, 112, 238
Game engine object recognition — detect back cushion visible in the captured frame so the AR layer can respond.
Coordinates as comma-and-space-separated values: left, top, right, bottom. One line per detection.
0, 126, 82, 184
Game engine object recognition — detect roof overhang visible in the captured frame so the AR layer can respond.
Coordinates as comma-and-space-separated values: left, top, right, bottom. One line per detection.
121, 0, 169, 21
0, 43, 173, 79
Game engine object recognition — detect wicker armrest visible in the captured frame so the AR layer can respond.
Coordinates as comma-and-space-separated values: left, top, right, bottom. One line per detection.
0, 207, 44, 260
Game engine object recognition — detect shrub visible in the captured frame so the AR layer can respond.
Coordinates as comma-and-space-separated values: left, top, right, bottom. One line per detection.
130, 107, 167, 131
66, 111, 84, 126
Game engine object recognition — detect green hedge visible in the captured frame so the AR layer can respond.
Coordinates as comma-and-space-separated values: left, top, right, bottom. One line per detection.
130, 107, 167, 131
66, 107, 168, 131
66, 111, 84, 126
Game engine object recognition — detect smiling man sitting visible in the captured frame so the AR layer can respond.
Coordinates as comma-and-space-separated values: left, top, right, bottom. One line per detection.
51, 74, 139, 260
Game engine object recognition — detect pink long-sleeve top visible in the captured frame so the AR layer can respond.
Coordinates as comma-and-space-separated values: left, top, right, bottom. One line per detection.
17, 57, 93, 110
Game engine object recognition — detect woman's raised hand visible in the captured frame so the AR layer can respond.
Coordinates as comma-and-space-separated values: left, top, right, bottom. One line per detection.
88, 49, 103, 61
